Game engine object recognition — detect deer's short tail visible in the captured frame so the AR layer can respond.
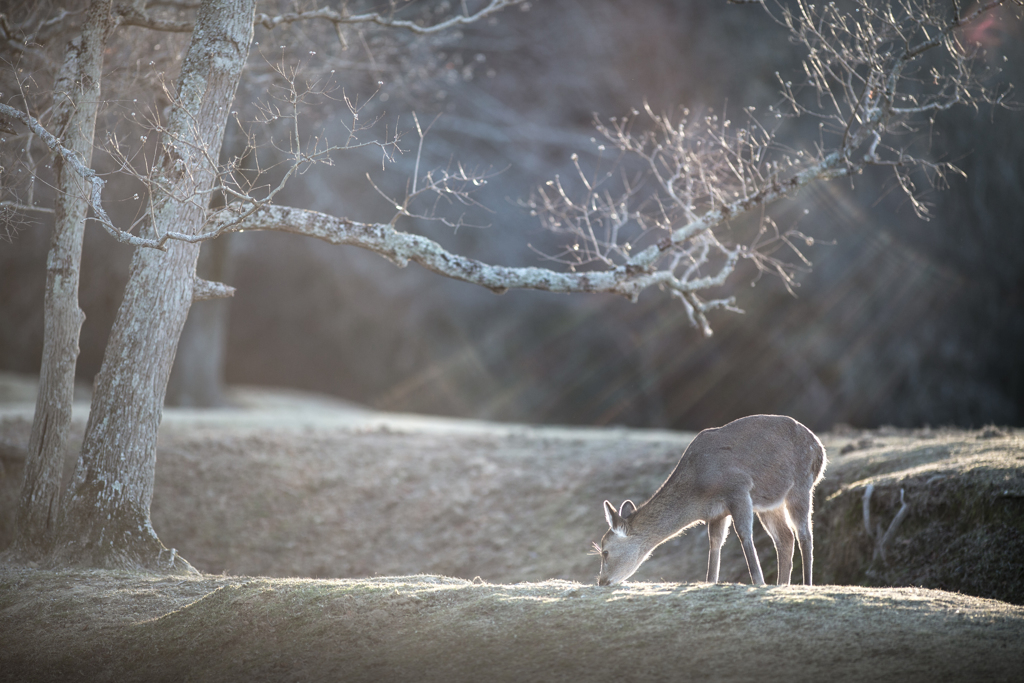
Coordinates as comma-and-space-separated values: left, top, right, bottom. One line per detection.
812, 435, 828, 485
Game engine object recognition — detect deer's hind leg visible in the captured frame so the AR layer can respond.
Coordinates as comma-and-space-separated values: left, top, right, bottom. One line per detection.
729, 494, 766, 585
758, 507, 795, 585
706, 515, 731, 584
787, 491, 815, 586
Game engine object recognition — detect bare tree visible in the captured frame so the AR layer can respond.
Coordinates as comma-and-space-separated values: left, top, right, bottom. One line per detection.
0, 0, 529, 571
0, 0, 1019, 571
1, 0, 119, 563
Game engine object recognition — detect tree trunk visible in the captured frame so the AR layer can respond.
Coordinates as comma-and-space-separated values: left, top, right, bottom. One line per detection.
49, 0, 255, 572
4, 0, 114, 564
166, 235, 234, 408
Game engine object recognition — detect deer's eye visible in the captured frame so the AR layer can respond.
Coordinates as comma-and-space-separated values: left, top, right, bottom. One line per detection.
602, 550, 608, 559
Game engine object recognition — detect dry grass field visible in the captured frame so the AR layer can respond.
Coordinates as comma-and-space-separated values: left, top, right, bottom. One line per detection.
2, 375, 1022, 682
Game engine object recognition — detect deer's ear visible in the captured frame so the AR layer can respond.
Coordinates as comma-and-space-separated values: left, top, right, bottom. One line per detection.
603, 500, 620, 530
604, 500, 629, 536
619, 500, 637, 520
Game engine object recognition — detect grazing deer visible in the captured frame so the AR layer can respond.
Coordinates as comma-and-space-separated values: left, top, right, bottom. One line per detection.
595, 415, 826, 586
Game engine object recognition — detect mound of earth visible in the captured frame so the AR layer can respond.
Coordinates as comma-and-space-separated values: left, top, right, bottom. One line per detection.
1, 567, 1022, 683
815, 426, 1024, 604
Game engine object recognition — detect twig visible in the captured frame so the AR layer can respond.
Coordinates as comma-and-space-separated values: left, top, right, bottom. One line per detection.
0, 200, 54, 214
874, 487, 911, 564
0, 102, 164, 249
863, 483, 875, 537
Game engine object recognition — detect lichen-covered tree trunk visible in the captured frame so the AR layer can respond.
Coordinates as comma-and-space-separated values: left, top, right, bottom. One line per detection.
49, 0, 255, 572
5, 0, 115, 563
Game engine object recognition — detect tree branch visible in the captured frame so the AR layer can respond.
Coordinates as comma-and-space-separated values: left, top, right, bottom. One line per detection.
0, 200, 54, 214
192, 277, 236, 301
216, 204, 733, 304
118, 8, 194, 33
254, 0, 525, 35
118, 0, 526, 35
0, 102, 165, 249
874, 487, 911, 564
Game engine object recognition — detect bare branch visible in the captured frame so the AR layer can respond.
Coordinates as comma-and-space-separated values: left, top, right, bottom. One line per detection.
874, 487, 911, 563
863, 483, 875, 538
192, 277, 236, 301
0, 200, 54, 214
215, 204, 737, 311
521, 0, 1020, 331
254, 0, 525, 35
0, 102, 165, 248
118, 11, 194, 33
93, 0, 524, 37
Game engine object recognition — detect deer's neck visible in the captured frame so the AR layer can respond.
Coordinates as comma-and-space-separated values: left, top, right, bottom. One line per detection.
631, 479, 705, 546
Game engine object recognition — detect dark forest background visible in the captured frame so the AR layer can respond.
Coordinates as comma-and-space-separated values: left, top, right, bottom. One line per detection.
1, 0, 1022, 431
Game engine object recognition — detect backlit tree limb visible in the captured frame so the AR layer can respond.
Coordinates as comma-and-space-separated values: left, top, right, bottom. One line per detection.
253, 0, 526, 35
114, 0, 526, 35
524, 0, 1020, 327
220, 204, 738, 299
224, 204, 739, 334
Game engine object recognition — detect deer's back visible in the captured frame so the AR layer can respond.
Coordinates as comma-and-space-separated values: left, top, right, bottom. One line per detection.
669, 415, 825, 503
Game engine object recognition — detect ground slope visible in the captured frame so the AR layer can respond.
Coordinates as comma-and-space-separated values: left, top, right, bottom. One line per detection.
1, 378, 1023, 682
1, 567, 1022, 683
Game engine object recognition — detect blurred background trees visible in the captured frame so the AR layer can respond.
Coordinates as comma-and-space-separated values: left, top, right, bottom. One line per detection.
2, 0, 1022, 432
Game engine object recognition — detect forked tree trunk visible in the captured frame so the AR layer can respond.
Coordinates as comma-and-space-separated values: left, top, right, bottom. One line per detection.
49, 0, 255, 572
5, 0, 115, 563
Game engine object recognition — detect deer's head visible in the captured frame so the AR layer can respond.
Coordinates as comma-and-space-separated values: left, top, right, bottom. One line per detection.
595, 499, 649, 586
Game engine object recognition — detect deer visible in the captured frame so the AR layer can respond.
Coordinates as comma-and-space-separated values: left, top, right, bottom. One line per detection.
595, 414, 827, 587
